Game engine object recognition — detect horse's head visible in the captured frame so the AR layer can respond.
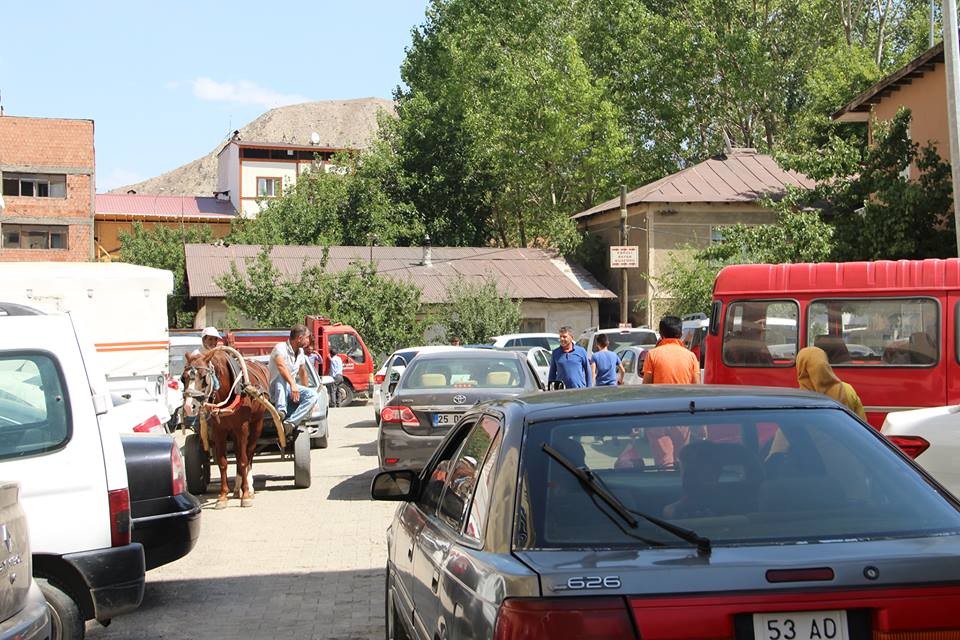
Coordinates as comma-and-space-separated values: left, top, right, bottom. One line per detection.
181, 353, 217, 417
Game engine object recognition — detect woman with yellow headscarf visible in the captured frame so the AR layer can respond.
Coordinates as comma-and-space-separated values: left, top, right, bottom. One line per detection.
796, 346, 867, 420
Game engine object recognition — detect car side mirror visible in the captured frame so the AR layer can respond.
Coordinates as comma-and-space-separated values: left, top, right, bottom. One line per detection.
371, 470, 419, 501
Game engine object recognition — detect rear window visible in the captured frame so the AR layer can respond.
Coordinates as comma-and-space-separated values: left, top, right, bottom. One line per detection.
600, 331, 658, 352
0, 352, 71, 460
402, 357, 527, 389
515, 409, 960, 550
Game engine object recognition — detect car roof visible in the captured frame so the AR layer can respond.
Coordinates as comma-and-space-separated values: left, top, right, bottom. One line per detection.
392, 345, 460, 354
490, 333, 557, 339
485, 385, 842, 423
411, 349, 527, 361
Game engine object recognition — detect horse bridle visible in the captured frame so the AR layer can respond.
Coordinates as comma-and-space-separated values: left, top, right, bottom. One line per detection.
184, 364, 216, 403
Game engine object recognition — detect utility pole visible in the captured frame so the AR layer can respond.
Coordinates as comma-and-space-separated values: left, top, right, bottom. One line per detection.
619, 186, 628, 326
944, 0, 960, 256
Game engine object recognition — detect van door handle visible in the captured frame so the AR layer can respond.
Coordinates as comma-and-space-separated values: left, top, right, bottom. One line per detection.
431, 571, 440, 593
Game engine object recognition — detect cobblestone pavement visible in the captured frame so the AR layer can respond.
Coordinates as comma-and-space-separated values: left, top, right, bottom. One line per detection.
88, 403, 397, 640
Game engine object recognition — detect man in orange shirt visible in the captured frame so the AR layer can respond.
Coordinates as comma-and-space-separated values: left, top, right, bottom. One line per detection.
642, 315, 700, 467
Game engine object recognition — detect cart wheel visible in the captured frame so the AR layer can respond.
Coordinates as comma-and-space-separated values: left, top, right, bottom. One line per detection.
184, 433, 210, 495
337, 383, 355, 407
294, 431, 311, 488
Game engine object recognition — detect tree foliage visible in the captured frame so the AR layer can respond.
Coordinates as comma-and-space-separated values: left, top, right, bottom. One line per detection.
118, 222, 212, 327
436, 277, 521, 344
217, 248, 426, 363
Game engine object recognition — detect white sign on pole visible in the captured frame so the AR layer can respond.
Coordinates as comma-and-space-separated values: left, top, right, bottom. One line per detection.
609, 246, 639, 269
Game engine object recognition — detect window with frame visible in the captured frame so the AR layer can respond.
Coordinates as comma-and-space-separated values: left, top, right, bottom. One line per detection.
807, 298, 939, 366
722, 300, 799, 366
327, 333, 365, 364
438, 416, 501, 536
0, 353, 71, 460
256, 177, 282, 197
2, 224, 69, 250
2, 173, 67, 198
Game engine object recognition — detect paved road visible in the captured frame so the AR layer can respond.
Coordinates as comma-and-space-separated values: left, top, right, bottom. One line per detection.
88, 403, 396, 640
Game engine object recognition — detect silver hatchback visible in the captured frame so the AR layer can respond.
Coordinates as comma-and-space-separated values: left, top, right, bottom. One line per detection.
372, 386, 960, 640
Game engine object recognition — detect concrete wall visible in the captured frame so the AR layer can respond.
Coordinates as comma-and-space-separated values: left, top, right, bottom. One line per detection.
872, 62, 949, 171
239, 160, 298, 217
0, 116, 95, 262
217, 143, 241, 213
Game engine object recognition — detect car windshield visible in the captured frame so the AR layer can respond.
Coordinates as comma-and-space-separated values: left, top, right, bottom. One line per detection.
601, 331, 658, 351
515, 408, 960, 550
402, 356, 526, 389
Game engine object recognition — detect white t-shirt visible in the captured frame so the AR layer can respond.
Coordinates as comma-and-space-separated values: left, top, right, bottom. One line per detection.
268, 341, 306, 383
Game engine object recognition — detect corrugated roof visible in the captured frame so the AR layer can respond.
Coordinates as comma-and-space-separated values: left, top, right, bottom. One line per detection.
185, 244, 616, 303
572, 149, 815, 220
96, 194, 237, 219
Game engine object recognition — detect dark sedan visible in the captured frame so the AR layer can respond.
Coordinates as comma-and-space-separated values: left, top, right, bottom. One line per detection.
372, 385, 960, 640
377, 349, 541, 471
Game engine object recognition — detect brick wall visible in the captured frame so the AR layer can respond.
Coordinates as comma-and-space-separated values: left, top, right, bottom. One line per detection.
0, 116, 95, 262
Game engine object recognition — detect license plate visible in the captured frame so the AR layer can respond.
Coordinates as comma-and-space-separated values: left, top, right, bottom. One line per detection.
432, 413, 461, 426
753, 610, 848, 640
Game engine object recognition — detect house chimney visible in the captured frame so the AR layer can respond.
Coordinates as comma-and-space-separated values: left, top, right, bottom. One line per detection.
422, 234, 432, 267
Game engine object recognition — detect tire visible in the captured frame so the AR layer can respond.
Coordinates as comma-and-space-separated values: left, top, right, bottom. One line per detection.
385, 566, 410, 640
337, 383, 355, 407
37, 578, 85, 640
183, 433, 210, 495
294, 431, 311, 488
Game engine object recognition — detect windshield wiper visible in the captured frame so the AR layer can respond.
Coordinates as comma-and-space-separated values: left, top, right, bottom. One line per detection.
542, 443, 711, 557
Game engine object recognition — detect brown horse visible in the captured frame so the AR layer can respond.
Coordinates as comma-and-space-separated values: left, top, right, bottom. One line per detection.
182, 347, 281, 508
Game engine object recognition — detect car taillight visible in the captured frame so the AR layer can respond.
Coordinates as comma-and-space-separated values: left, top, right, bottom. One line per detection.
108, 488, 131, 547
171, 442, 187, 495
166, 377, 181, 391
888, 435, 930, 459
374, 373, 385, 385
493, 598, 637, 640
132, 414, 164, 434
380, 406, 419, 427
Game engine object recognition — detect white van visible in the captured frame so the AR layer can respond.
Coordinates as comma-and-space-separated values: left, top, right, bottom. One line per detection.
0, 302, 145, 639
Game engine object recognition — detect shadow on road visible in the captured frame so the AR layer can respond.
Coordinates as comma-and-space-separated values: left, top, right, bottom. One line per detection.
343, 417, 378, 429
328, 469, 379, 501
193, 474, 308, 508
87, 568, 385, 640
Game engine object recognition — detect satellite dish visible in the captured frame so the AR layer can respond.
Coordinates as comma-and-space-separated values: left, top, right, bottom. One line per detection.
310, 132, 321, 145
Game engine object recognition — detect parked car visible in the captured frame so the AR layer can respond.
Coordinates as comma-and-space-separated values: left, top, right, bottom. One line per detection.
498, 345, 551, 387
373, 346, 462, 425
0, 302, 145, 640
0, 481, 50, 640
881, 405, 960, 495
377, 350, 541, 471
615, 345, 650, 385
373, 385, 960, 640
578, 326, 659, 354
488, 333, 560, 351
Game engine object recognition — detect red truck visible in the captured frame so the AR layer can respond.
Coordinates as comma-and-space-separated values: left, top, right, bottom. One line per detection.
224, 316, 374, 406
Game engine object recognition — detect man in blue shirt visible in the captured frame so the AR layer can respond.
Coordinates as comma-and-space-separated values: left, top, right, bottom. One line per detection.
591, 333, 625, 386
548, 326, 593, 389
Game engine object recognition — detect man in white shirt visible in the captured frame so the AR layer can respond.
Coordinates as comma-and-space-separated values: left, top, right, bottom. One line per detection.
269, 324, 318, 429
328, 348, 345, 407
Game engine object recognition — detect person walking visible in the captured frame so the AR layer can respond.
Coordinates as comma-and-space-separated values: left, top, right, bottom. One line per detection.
547, 326, 592, 389
591, 333, 624, 386
796, 346, 867, 420
328, 348, 345, 407
641, 315, 701, 467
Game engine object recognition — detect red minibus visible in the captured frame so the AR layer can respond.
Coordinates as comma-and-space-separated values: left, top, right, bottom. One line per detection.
704, 259, 960, 428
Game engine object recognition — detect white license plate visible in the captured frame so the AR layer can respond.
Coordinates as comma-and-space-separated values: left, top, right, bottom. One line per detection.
753, 610, 848, 640
432, 413, 462, 426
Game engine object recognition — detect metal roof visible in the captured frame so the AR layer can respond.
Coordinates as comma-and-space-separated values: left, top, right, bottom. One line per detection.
572, 149, 815, 220
96, 194, 237, 220
184, 244, 616, 302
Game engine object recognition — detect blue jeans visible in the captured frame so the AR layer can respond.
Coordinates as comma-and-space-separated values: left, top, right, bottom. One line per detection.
271, 379, 318, 425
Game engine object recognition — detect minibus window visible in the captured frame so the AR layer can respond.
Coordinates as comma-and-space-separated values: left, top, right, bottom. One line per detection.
722, 301, 799, 367
806, 298, 938, 366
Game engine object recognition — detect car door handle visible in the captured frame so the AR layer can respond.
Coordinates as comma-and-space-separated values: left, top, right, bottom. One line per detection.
407, 544, 414, 561
431, 571, 440, 593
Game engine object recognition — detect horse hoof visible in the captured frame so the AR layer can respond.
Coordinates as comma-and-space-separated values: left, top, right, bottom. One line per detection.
241, 498, 254, 508
214, 499, 228, 510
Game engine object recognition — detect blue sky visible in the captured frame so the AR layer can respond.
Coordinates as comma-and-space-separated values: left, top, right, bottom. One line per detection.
0, 1, 429, 191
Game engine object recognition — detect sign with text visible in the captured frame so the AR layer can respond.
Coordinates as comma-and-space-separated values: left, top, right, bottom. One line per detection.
610, 245, 639, 269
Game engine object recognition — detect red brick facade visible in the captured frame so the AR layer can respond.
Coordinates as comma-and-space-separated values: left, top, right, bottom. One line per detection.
0, 116, 95, 262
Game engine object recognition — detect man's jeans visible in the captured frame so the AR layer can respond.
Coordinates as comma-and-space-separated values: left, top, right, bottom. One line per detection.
271, 379, 318, 425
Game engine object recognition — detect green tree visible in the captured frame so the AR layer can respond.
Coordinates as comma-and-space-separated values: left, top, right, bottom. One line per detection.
216, 248, 425, 363
118, 222, 212, 327
437, 277, 521, 344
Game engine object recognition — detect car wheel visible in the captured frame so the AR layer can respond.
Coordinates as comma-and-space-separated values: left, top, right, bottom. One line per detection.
294, 431, 311, 488
385, 566, 410, 640
337, 383, 355, 407
37, 578, 85, 640
183, 433, 210, 495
